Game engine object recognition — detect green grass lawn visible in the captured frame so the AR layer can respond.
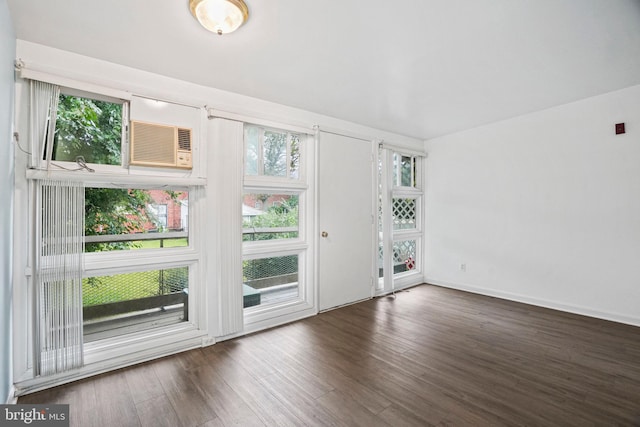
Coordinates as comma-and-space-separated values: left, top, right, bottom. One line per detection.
82, 240, 188, 306
136, 238, 188, 249
83, 266, 188, 306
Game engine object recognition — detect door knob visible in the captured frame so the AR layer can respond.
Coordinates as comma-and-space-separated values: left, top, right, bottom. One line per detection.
321, 231, 328, 238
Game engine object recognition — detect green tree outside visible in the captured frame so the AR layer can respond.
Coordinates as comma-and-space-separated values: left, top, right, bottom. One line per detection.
54, 94, 122, 165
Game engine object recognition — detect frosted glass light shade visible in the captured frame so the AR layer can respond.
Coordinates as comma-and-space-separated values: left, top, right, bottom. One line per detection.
189, 0, 249, 35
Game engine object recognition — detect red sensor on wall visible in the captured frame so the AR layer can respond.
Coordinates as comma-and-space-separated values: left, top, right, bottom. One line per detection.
615, 123, 625, 135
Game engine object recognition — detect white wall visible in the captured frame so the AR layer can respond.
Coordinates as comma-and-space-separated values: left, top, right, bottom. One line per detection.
425, 85, 640, 326
0, 0, 15, 404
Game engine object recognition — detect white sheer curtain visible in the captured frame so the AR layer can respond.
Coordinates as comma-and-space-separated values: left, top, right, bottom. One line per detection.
29, 80, 60, 169
35, 180, 85, 376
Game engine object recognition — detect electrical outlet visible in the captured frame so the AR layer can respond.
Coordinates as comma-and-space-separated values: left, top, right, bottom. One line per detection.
460, 263, 466, 272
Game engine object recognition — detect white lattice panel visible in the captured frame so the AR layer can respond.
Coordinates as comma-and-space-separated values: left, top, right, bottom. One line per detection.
393, 198, 416, 230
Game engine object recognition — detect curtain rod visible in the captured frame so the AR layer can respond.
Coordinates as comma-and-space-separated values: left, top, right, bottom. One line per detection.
379, 142, 427, 157
317, 127, 374, 143
17, 63, 206, 110
207, 108, 314, 135
26, 169, 206, 187
18, 66, 132, 101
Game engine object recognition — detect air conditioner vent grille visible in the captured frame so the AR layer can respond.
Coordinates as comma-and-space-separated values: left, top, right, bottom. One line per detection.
131, 122, 176, 165
178, 128, 192, 151
130, 120, 193, 169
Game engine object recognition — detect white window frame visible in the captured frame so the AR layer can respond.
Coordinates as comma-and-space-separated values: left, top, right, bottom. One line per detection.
244, 124, 302, 180
39, 87, 130, 174
68, 183, 204, 365
14, 83, 207, 391
242, 125, 315, 333
378, 148, 425, 294
392, 152, 420, 189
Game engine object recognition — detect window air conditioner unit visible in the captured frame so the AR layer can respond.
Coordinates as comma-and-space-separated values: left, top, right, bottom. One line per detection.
130, 121, 192, 169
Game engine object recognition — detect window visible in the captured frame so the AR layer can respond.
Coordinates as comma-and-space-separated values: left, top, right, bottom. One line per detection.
19, 83, 205, 384
392, 239, 417, 274
393, 197, 417, 230
378, 148, 424, 291
32, 180, 199, 368
242, 124, 312, 321
393, 153, 417, 188
81, 186, 195, 341
83, 266, 189, 342
245, 125, 300, 178
84, 188, 188, 252
243, 192, 299, 241
48, 91, 127, 166
242, 254, 299, 308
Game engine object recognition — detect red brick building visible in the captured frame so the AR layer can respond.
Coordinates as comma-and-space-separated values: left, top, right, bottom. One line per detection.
143, 190, 189, 232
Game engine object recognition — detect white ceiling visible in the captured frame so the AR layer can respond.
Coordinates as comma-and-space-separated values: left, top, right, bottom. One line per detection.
7, 0, 640, 139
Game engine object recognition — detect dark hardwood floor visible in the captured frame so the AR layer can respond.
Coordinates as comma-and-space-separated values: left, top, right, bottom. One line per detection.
19, 284, 640, 426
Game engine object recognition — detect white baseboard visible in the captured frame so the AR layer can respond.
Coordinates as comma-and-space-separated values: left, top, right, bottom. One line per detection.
5, 385, 17, 404
425, 277, 640, 328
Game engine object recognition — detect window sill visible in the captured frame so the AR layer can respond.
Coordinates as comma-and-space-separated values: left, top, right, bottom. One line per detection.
26, 168, 206, 187
83, 322, 204, 365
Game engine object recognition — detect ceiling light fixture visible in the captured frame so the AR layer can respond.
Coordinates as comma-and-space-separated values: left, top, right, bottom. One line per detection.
189, 0, 249, 35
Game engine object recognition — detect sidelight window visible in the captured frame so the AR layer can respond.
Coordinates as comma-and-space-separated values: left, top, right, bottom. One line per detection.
378, 148, 424, 291
242, 123, 313, 329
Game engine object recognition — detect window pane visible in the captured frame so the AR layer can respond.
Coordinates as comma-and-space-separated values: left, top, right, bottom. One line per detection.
392, 154, 417, 187
393, 198, 416, 230
244, 125, 302, 179
393, 239, 417, 275
83, 267, 188, 341
243, 193, 299, 241
52, 94, 122, 165
243, 254, 299, 308
290, 134, 300, 179
263, 130, 287, 176
400, 156, 413, 187
244, 126, 259, 175
85, 188, 188, 252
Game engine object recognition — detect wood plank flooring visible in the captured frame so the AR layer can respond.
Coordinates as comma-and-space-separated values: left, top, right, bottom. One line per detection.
19, 284, 640, 426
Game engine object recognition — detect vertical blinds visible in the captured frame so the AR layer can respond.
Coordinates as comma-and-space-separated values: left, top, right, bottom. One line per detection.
28, 80, 60, 170
35, 180, 85, 376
